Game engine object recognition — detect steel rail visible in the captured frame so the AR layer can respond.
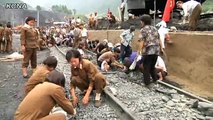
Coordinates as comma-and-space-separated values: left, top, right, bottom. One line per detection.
54, 45, 138, 120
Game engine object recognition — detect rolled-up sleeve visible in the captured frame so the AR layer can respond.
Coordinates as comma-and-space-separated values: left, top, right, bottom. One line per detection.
52, 87, 75, 115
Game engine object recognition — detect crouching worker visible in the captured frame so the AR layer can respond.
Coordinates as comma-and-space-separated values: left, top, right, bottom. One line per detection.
14, 70, 76, 120
155, 56, 167, 81
24, 56, 58, 95
123, 51, 143, 74
66, 49, 106, 108
97, 48, 124, 71
77, 41, 92, 60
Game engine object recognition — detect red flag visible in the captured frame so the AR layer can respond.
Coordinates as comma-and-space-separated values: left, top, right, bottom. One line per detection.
162, 0, 175, 22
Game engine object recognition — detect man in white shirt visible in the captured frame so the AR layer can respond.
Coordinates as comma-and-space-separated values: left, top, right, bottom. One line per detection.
155, 56, 167, 80
120, 0, 126, 22
71, 17, 76, 26
119, 25, 135, 63
176, 0, 202, 31
76, 17, 82, 24
94, 12, 98, 29
80, 25, 88, 48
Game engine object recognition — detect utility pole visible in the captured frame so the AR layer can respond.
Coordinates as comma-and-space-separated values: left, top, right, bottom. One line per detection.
153, 0, 156, 26
36, 5, 41, 27
37, 10, 39, 27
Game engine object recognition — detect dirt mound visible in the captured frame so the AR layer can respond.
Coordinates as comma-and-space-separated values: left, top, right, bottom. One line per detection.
97, 16, 213, 31
166, 33, 213, 99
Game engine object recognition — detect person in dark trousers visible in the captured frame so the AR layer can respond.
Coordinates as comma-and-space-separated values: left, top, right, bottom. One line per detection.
176, 0, 202, 31
20, 16, 38, 78
138, 14, 161, 86
4, 23, 13, 53
119, 25, 135, 63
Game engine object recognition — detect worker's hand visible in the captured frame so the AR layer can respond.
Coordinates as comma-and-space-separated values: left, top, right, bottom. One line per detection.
122, 66, 127, 71
121, 39, 125, 44
82, 95, 90, 106
156, 20, 167, 28
21, 45, 26, 53
160, 48, 166, 56
72, 96, 78, 108
73, 108, 77, 115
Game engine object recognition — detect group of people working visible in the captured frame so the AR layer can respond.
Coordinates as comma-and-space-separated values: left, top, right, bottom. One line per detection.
14, 0, 204, 117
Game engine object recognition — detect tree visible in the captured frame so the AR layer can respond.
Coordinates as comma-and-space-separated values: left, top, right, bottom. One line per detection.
73, 9, 76, 15
51, 5, 72, 15
36, 5, 41, 11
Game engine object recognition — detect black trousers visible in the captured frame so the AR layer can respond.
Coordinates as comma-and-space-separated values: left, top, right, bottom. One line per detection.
142, 55, 158, 85
119, 44, 132, 62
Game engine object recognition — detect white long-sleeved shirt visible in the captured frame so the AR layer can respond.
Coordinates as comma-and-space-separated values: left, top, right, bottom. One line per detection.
120, 29, 134, 46
182, 0, 200, 17
155, 56, 167, 72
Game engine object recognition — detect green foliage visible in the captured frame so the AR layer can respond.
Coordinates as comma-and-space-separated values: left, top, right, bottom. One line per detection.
202, 0, 213, 12
36, 5, 41, 11
51, 5, 72, 15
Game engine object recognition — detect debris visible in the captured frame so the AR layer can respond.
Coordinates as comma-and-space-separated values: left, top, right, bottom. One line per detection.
0, 52, 23, 62
204, 109, 213, 117
198, 102, 213, 111
108, 87, 117, 96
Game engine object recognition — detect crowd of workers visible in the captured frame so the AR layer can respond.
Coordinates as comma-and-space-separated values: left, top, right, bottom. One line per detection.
13, 13, 171, 120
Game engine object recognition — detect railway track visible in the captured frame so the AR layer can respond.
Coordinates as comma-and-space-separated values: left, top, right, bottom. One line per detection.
51, 46, 213, 120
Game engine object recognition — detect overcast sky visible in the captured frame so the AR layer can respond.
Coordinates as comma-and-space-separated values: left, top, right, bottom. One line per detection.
22, 0, 73, 9
21, 0, 121, 14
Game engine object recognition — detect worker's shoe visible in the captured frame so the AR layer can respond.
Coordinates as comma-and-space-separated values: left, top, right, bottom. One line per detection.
22, 67, 29, 78
94, 100, 102, 108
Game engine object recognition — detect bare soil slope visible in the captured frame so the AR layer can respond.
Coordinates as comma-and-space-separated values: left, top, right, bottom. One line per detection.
166, 32, 213, 99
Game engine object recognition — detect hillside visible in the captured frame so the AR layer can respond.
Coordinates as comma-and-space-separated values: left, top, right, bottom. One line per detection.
202, 0, 213, 12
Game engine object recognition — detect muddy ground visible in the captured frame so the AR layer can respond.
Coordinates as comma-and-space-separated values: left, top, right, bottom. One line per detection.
166, 33, 213, 100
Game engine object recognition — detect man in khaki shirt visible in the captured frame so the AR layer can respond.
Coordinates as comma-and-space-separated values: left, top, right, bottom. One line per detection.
4, 23, 13, 53
0, 23, 5, 53
66, 49, 106, 108
14, 70, 76, 120
24, 56, 57, 95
